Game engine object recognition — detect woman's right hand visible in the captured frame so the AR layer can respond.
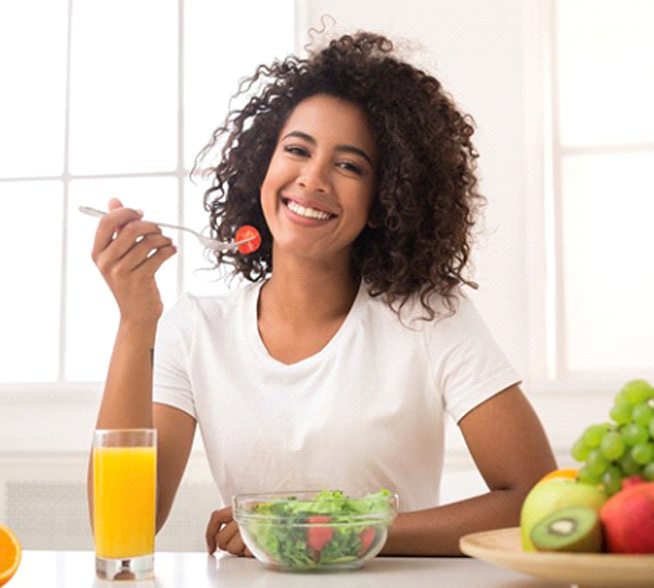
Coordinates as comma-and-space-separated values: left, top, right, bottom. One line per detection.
91, 197, 177, 326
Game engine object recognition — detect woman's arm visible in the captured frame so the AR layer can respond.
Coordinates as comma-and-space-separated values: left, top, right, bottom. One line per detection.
381, 384, 556, 555
153, 404, 196, 530
86, 336, 196, 532
85, 198, 193, 533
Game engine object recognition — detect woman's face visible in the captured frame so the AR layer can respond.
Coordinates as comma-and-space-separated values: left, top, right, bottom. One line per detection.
260, 94, 377, 266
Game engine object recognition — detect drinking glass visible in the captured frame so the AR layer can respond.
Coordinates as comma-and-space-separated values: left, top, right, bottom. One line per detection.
93, 429, 157, 580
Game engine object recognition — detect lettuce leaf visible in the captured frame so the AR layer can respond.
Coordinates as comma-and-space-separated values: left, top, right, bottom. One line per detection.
247, 488, 394, 569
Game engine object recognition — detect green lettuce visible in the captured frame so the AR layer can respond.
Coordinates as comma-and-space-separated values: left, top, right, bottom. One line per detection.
246, 489, 394, 569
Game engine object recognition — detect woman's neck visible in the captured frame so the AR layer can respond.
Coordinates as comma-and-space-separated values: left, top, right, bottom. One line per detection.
259, 255, 359, 326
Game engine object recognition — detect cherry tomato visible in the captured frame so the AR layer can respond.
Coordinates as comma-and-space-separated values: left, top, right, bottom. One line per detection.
235, 225, 261, 254
306, 515, 333, 551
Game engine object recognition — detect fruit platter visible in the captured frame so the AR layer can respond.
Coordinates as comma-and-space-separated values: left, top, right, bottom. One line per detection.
460, 379, 654, 588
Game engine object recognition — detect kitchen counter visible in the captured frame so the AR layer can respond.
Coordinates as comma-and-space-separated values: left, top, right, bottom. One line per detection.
9, 550, 567, 587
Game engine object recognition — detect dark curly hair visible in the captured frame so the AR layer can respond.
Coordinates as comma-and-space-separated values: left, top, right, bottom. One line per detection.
197, 31, 483, 318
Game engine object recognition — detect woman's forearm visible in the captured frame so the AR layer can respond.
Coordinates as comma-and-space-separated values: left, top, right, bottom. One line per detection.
381, 486, 527, 556
94, 319, 157, 429
87, 319, 158, 524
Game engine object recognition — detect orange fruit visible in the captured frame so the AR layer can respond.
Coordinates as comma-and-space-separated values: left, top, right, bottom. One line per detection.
0, 525, 21, 586
538, 468, 578, 484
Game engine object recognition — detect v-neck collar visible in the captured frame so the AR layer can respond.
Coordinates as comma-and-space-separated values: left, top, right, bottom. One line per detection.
243, 280, 366, 371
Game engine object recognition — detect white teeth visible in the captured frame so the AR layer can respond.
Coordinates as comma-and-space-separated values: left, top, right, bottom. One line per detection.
286, 200, 332, 220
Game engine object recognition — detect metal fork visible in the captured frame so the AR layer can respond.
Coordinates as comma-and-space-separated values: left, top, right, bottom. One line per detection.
78, 206, 253, 252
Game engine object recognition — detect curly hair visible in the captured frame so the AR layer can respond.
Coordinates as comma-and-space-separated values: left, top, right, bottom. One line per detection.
197, 31, 484, 319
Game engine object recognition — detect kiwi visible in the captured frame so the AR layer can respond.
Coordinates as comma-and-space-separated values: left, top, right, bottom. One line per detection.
530, 506, 603, 553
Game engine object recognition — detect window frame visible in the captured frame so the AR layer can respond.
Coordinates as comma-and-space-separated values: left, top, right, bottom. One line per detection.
526, 0, 654, 396
3, 0, 653, 404
0, 0, 296, 401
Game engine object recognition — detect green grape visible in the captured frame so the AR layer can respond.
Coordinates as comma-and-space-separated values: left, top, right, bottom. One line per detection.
621, 379, 654, 405
600, 431, 625, 460
649, 416, 654, 440
610, 403, 633, 425
571, 438, 591, 462
586, 449, 609, 477
613, 391, 632, 408
632, 403, 654, 427
577, 465, 601, 485
631, 442, 654, 465
582, 424, 609, 449
601, 465, 624, 495
618, 452, 641, 476
643, 463, 654, 481
621, 423, 649, 446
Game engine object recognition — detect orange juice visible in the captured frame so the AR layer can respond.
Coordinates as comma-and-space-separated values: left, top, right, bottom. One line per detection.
93, 446, 156, 558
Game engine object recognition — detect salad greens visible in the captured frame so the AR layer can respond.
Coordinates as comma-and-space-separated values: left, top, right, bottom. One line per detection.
244, 489, 395, 569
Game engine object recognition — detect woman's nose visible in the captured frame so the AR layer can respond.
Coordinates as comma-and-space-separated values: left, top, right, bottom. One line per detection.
297, 161, 329, 193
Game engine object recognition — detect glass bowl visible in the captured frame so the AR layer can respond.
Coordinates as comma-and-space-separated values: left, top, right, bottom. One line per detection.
233, 489, 399, 572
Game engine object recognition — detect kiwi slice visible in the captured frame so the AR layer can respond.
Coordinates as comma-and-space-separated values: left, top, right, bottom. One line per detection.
530, 506, 603, 553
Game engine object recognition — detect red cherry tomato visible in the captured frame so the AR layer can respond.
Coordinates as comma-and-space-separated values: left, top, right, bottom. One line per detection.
306, 515, 334, 551
234, 225, 261, 254
359, 526, 376, 554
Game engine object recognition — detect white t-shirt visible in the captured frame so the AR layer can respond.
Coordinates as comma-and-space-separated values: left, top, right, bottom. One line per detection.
153, 281, 520, 512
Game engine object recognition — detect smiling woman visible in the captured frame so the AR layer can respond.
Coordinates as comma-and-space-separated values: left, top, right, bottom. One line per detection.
199, 33, 483, 319
259, 94, 377, 262
82, 28, 557, 561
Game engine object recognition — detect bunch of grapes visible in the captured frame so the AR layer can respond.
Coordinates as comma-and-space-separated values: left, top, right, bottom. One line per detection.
572, 379, 654, 495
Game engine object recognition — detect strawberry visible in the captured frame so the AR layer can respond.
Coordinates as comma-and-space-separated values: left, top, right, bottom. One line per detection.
306, 515, 334, 551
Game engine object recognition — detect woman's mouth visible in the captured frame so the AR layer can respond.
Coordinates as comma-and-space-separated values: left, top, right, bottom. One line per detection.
282, 198, 336, 221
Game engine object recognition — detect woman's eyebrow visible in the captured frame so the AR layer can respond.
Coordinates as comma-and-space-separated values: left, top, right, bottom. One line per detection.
282, 130, 374, 167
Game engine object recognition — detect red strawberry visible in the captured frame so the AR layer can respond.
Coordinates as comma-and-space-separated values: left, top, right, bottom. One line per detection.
306, 516, 333, 551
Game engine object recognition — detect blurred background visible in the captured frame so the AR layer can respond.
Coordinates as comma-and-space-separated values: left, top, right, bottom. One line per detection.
1, 0, 652, 551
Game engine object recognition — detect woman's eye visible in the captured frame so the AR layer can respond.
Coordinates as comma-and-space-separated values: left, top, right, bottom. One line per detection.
283, 145, 309, 157
338, 161, 363, 175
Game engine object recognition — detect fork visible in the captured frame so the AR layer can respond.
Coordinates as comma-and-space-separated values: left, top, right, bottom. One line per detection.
78, 205, 253, 252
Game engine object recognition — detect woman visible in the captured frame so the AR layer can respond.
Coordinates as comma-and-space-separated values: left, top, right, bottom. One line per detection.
87, 32, 555, 557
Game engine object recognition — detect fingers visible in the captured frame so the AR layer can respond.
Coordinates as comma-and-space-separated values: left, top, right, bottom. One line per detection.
134, 239, 177, 273
217, 521, 240, 552
88, 200, 177, 324
91, 206, 144, 260
222, 524, 248, 556
118, 232, 174, 272
206, 507, 232, 554
93, 216, 177, 280
108, 197, 123, 211
206, 507, 249, 556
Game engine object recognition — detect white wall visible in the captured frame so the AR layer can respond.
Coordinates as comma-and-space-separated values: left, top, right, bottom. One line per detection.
298, 0, 535, 380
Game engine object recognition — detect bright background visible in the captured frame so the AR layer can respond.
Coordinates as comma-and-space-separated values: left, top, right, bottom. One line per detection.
0, 0, 652, 550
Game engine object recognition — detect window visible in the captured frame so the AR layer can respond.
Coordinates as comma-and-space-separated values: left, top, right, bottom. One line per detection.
543, 0, 654, 387
0, 0, 295, 388
3, 0, 652, 398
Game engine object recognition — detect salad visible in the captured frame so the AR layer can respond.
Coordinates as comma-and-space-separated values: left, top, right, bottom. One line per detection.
238, 489, 397, 570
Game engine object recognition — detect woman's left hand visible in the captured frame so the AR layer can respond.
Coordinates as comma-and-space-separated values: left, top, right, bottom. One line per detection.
205, 506, 253, 557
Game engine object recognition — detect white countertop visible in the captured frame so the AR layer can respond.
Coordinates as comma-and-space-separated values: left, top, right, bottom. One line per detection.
9, 551, 567, 587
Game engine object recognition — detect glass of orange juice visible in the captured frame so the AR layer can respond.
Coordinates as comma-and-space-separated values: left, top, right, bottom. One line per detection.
93, 429, 156, 580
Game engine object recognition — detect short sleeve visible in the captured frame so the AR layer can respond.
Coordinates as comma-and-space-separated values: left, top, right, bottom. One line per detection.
429, 297, 521, 424
152, 293, 198, 419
